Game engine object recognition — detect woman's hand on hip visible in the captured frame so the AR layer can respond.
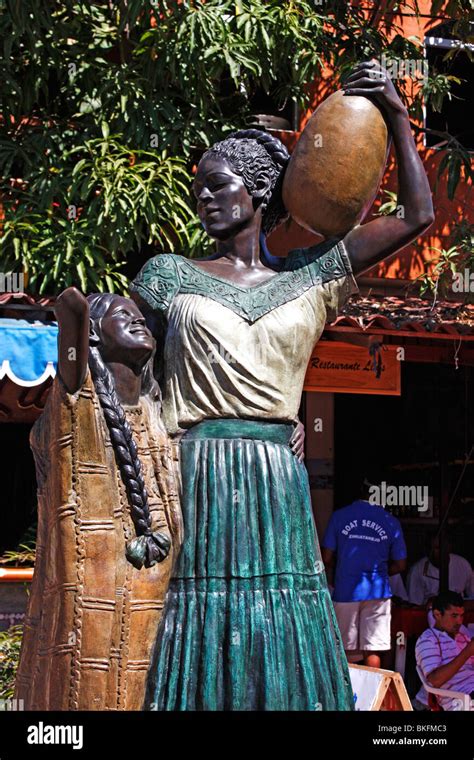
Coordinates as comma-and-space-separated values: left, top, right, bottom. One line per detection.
290, 419, 305, 463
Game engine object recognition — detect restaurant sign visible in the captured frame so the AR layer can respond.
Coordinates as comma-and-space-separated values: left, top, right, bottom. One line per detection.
304, 341, 401, 396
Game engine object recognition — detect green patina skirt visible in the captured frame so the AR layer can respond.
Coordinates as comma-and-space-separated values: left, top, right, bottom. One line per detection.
144, 419, 354, 711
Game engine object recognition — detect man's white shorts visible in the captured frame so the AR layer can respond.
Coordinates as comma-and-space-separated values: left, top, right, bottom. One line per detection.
333, 598, 392, 652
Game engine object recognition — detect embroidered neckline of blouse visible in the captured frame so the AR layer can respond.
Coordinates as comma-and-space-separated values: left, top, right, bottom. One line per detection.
178, 256, 284, 291
131, 239, 352, 324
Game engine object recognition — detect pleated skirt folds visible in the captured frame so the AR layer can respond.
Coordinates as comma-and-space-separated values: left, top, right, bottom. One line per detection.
144, 419, 354, 711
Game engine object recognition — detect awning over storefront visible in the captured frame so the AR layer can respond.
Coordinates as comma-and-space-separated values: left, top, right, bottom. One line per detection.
320, 293, 474, 368
334, 294, 474, 338
0, 319, 58, 387
306, 293, 474, 393
0, 318, 57, 423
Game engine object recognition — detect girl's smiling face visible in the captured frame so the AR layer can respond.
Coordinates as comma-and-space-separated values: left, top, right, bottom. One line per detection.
95, 296, 155, 367
192, 155, 260, 240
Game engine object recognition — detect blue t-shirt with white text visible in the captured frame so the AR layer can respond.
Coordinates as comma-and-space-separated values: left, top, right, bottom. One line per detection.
322, 500, 407, 603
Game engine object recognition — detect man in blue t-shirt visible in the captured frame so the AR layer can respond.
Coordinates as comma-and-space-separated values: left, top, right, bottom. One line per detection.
322, 473, 407, 669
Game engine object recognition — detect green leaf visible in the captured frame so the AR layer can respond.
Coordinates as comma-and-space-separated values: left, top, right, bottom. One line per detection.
76, 261, 87, 293
13, 238, 21, 260
53, 253, 63, 280
447, 158, 461, 201
72, 159, 88, 177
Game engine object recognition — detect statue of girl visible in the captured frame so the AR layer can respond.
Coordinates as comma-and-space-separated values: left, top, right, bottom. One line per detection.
15, 288, 182, 710
131, 61, 433, 711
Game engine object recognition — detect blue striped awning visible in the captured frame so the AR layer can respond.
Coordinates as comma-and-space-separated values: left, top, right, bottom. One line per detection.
0, 319, 58, 387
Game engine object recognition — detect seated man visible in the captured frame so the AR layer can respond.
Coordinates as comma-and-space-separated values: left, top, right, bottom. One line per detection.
415, 591, 474, 710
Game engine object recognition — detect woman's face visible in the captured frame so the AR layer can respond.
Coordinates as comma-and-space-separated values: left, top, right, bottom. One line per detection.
96, 297, 155, 367
192, 155, 259, 240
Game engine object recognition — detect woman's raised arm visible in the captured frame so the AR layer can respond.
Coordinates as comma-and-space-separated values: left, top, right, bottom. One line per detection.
342, 60, 434, 275
55, 286, 90, 394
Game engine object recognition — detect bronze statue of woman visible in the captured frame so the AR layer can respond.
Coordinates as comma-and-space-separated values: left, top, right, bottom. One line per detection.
131, 61, 434, 710
15, 289, 182, 710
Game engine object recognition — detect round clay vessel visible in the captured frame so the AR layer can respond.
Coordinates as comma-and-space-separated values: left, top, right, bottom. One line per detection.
282, 90, 388, 237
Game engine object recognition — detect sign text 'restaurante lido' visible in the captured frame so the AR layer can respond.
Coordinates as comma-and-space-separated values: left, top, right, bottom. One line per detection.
304, 341, 401, 396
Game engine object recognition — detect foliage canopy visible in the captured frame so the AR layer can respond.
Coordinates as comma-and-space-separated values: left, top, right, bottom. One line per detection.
0, 0, 472, 294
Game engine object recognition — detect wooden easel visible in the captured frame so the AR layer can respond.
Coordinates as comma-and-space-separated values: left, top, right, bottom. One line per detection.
349, 663, 413, 711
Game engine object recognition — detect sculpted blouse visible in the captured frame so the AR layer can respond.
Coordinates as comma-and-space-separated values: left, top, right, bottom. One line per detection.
131, 239, 358, 436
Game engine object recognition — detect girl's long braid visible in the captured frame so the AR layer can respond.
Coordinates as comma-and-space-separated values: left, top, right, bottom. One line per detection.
88, 344, 170, 571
